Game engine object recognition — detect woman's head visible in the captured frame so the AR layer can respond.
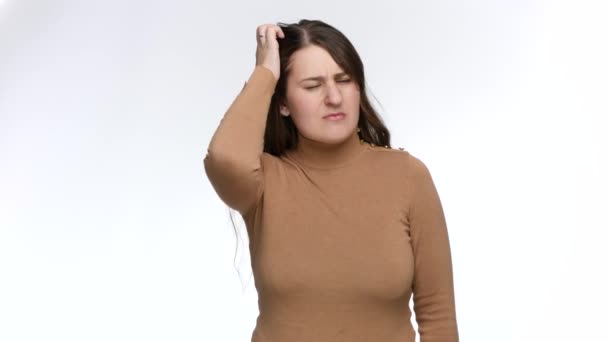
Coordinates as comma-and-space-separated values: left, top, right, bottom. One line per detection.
264, 19, 391, 155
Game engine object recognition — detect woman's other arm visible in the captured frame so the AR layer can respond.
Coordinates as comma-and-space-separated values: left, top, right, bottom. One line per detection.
408, 154, 460, 342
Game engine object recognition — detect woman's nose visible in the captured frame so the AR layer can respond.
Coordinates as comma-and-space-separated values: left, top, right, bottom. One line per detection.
324, 83, 342, 105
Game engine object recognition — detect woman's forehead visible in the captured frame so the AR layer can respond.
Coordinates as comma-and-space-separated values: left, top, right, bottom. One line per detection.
288, 46, 345, 79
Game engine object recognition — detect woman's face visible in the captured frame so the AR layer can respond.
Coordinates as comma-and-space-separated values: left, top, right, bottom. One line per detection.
280, 45, 360, 145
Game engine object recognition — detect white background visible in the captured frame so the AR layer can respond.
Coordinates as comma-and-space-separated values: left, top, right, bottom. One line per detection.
1, 0, 607, 341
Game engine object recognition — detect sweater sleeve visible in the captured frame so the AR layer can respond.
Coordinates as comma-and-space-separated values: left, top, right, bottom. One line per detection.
407, 154, 459, 342
203, 65, 277, 216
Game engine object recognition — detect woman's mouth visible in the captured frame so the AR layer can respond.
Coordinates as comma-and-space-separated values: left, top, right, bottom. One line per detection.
323, 112, 346, 120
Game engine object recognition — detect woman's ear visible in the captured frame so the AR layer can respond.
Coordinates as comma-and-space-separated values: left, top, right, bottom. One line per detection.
279, 104, 290, 117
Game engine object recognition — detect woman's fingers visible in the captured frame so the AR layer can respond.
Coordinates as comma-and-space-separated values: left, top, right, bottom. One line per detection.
257, 24, 284, 44
254, 23, 283, 81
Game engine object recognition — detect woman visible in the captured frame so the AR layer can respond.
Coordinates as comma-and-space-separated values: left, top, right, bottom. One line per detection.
204, 19, 459, 342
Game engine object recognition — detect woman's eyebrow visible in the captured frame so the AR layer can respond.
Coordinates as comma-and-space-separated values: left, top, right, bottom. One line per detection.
299, 72, 349, 83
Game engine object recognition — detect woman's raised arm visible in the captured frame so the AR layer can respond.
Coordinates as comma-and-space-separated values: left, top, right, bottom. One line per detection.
204, 24, 284, 216
203, 65, 276, 216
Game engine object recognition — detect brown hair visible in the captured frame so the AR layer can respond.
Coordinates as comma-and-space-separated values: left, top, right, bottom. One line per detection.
230, 19, 392, 289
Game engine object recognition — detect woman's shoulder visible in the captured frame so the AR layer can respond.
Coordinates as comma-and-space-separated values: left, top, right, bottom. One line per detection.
366, 143, 412, 164
366, 144, 431, 176
260, 151, 298, 172
366, 143, 409, 155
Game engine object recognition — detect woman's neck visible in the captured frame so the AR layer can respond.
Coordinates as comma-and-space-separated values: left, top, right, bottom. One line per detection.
286, 129, 367, 169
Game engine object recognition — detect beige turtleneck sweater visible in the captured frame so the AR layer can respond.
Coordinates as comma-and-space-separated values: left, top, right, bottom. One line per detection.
204, 65, 459, 342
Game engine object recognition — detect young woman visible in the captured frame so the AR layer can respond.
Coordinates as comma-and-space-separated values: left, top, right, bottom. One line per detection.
204, 19, 459, 342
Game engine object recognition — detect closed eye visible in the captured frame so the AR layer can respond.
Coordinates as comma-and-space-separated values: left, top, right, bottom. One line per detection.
305, 79, 352, 90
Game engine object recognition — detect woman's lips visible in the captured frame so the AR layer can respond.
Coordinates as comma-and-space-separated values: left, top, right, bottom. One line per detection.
323, 112, 346, 120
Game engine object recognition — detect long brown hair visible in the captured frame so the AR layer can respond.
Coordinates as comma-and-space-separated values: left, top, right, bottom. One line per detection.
230, 19, 392, 289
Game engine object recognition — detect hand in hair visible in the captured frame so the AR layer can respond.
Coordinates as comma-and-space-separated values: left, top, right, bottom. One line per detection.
255, 23, 285, 81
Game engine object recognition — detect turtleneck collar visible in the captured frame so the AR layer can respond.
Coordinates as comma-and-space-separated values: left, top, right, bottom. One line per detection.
285, 129, 369, 170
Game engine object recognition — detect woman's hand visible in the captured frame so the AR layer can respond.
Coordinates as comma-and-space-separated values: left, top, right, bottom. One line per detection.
255, 24, 285, 81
